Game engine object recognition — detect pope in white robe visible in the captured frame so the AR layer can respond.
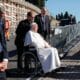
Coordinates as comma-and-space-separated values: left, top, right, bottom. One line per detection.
24, 22, 61, 73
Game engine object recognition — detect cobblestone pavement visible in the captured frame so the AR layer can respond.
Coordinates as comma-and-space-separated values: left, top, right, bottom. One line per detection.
7, 38, 80, 80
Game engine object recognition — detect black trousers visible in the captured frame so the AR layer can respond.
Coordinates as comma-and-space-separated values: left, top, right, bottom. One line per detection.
17, 45, 23, 69
0, 78, 6, 80
23, 46, 30, 72
42, 30, 48, 39
0, 71, 6, 80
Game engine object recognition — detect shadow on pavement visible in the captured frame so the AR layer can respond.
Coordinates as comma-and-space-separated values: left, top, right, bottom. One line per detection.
6, 54, 80, 80
64, 50, 80, 60
32, 65, 80, 80
6, 68, 30, 78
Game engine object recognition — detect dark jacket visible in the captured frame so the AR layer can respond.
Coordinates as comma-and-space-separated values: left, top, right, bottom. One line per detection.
0, 9, 8, 78
0, 18, 8, 62
15, 19, 31, 47
34, 14, 51, 34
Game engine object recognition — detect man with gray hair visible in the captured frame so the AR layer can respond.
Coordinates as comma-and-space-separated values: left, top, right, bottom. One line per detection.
34, 7, 51, 39
24, 22, 61, 74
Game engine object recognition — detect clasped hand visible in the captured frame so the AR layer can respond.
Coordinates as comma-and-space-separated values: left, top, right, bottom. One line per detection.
0, 61, 8, 72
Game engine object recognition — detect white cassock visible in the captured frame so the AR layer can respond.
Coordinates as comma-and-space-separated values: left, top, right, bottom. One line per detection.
24, 30, 61, 73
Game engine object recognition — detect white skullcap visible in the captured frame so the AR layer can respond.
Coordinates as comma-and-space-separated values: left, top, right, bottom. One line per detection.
31, 22, 37, 27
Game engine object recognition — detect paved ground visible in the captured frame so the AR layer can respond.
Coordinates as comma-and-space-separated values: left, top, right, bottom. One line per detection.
6, 38, 80, 80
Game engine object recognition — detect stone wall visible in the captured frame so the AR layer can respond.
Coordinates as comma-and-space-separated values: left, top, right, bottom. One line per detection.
0, 0, 59, 36
0, 0, 41, 35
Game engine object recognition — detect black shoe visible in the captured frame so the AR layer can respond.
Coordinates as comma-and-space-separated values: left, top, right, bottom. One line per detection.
54, 67, 66, 72
43, 72, 51, 77
17, 68, 23, 73
54, 68, 61, 72
58, 66, 66, 70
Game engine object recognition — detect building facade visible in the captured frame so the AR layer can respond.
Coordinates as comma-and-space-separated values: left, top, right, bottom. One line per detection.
0, 0, 59, 35
0, 0, 40, 34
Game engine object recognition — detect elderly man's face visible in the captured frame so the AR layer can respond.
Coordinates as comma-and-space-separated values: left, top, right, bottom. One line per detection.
32, 24, 38, 32
41, 8, 46, 15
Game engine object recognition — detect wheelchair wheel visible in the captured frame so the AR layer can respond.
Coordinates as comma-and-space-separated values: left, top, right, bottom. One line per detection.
22, 51, 38, 75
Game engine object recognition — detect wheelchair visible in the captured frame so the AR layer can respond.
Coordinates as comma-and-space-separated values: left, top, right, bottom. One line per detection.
21, 45, 43, 76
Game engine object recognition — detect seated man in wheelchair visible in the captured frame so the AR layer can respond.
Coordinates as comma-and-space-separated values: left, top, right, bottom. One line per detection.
24, 22, 61, 74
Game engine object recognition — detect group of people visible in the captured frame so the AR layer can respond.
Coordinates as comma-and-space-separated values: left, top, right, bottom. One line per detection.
15, 7, 51, 70
0, 6, 61, 80
15, 7, 61, 74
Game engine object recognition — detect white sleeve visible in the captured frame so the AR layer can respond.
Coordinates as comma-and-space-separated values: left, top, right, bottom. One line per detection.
3, 59, 8, 62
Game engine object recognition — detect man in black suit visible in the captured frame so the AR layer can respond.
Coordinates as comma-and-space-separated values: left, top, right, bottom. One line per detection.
15, 12, 34, 70
0, 7, 8, 80
34, 7, 51, 39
